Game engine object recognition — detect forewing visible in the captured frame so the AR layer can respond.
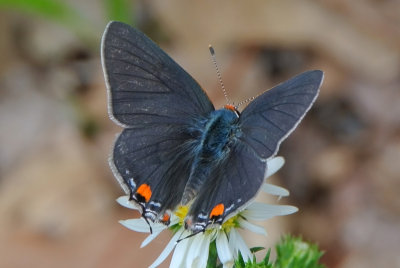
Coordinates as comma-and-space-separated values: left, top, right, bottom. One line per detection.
239, 70, 323, 159
101, 21, 214, 127
186, 142, 265, 231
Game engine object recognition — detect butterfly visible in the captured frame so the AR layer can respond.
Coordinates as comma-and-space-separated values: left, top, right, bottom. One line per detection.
101, 21, 323, 233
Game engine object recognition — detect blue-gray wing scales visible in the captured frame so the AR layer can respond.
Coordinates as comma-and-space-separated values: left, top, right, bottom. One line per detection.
111, 126, 197, 216
187, 142, 265, 229
102, 21, 214, 127
240, 70, 323, 159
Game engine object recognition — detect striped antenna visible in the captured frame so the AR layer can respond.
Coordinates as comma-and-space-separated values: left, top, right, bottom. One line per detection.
209, 45, 231, 105
236, 94, 259, 108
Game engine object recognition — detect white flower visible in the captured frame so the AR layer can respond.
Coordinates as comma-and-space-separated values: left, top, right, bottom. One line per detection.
117, 156, 297, 268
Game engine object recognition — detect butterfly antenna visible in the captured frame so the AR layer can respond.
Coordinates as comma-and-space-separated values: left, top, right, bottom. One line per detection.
176, 230, 202, 244
236, 96, 255, 108
209, 45, 231, 105
144, 216, 153, 234
237, 92, 260, 108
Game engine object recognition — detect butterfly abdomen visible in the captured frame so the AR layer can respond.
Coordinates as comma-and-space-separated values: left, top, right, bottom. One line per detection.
181, 108, 240, 205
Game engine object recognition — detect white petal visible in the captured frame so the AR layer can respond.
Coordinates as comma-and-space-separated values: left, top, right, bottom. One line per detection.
151, 224, 170, 233
169, 214, 180, 226
149, 229, 183, 268
216, 231, 234, 267
170, 231, 192, 268
242, 203, 298, 221
185, 234, 207, 268
141, 228, 164, 248
194, 234, 211, 268
116, 196, 139, 210
119, 218, 167, 233
228, 229, 252, 262
261, 183, 289, 197
237, 218, 267, 236
119, 218, 151, 233
228, 231, 238, 259
223, 263, 234, 268
265, 156, 285, 178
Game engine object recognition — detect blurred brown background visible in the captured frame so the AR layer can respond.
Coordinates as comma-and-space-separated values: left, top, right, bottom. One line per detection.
1, 0, 399, 267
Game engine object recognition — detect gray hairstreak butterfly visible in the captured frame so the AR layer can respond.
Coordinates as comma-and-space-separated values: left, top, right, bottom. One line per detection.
101, 21, 323, 233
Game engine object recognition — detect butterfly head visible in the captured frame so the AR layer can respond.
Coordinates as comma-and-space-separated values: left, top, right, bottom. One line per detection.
224, 104, 240, 117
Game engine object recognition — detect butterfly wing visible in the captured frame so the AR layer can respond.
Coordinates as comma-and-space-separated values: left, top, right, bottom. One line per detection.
186, 70, 323, 231
186, 142, 265, 232
102, 21, 214, 128
111, 126, 198, 222
102, 21, 214, 221
239, 70, 323, 159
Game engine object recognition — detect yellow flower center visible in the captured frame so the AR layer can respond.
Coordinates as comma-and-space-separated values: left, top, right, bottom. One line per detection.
221, 215, 239, 232
175, 205, 189, 225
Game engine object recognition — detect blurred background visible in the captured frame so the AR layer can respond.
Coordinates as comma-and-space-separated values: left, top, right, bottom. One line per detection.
0, 0, 399, 267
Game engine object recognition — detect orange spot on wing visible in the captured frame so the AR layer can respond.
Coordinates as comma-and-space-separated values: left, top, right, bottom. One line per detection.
210, 203, 225, 219
161, 213, 170, 223
136, 184, 152, 202
224, 104, 236, 112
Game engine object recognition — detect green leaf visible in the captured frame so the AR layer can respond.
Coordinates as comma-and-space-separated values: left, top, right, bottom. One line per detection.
0, 0, 97, 45
0, 0, 84, 26
233, 249, 273, 268
250, 247, 265, 254
207, 240, 218, 268
260, 248, 272, 266
275, 235, 325, 268
231, 235, 324, 268
234, 251, 246, 268
168, 223, 181, 234
103, 0, 135, 25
